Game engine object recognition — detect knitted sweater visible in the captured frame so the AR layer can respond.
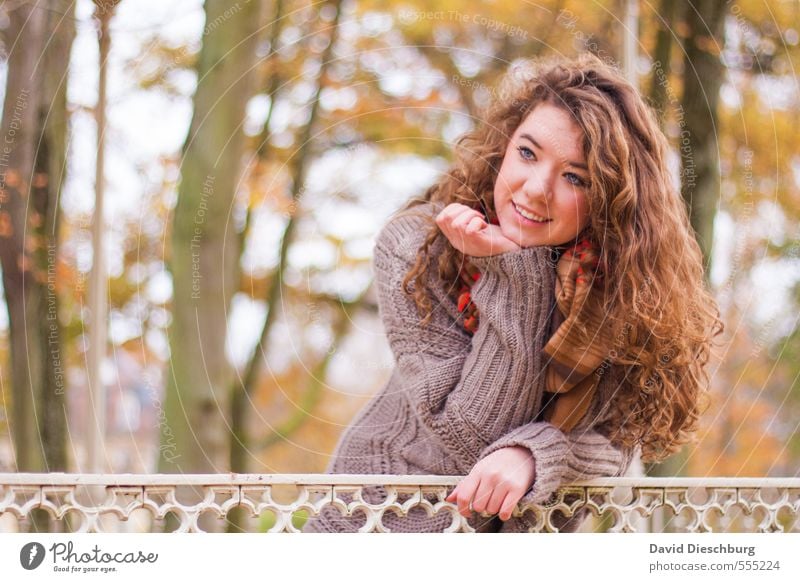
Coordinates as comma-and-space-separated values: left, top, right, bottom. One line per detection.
302, 203, 635, 533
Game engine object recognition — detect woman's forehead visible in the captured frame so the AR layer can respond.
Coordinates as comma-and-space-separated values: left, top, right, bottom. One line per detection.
515, 104, 587, 164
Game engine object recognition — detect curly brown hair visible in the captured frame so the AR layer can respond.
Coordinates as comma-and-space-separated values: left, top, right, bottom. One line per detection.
394, 53, 724, 463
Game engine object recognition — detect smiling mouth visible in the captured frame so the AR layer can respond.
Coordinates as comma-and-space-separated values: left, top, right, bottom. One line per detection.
513, 202, 551, 223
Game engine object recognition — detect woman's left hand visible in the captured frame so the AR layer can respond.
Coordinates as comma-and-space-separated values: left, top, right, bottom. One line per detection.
446, 446, 536, 522
435, 202, 521, 257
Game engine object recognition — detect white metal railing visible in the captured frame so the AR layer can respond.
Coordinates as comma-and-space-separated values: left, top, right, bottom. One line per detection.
1, 474, 798, 533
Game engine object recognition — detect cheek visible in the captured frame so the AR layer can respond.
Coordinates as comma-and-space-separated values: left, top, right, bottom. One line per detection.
570, 190, 591, 230
493, 167, 513, 201
495, 151, 524, 191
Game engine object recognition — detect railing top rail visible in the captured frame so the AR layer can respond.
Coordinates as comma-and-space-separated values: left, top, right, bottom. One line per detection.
1, 473, 799, 488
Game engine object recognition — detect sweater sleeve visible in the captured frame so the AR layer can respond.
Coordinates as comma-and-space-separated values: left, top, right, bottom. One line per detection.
373, 212, 555, 473
476, 420, 635, 506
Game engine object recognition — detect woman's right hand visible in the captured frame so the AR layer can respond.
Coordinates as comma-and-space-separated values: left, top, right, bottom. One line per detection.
435, 203, 521, 257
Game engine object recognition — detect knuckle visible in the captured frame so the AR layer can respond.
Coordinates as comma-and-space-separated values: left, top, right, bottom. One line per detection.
488, 470, 504, 483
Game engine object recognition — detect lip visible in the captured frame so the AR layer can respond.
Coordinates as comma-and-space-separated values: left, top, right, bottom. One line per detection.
512, 201, 552, 224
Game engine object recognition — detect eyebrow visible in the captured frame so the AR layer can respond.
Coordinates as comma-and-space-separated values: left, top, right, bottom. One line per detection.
519, 133, 588, 171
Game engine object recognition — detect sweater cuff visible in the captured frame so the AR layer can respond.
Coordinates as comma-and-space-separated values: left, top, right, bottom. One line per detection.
478, 422, 569, 506
468, 245, 554, 280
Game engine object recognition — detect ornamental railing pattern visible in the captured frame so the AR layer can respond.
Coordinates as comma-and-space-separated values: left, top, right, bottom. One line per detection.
1, 474, 798, 533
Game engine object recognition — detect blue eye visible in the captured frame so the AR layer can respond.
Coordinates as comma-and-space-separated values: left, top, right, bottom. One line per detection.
564, 172, 589, 187
517, 146, 535, 160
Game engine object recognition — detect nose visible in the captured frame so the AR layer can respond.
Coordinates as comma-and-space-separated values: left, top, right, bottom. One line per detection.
522, 163, 555, 202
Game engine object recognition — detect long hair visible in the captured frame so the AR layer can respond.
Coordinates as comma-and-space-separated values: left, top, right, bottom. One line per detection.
395, 53, 724, 463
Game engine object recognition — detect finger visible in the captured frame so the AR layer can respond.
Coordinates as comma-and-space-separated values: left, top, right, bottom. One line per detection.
464, 221, 499, 257
436, 205, 468, 241
465, 215, 487, 235
470, 478, 495, 514
445, 481, 466, 514
484, 482, 511, 516
498, 491, 519, 522
450, 210, 481, 238
434, 208, 453, 229
455, 478, 478, 518
436, 202, 469, 226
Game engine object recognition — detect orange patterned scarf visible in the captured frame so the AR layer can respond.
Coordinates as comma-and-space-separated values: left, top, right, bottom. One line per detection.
456, 228, 612, 432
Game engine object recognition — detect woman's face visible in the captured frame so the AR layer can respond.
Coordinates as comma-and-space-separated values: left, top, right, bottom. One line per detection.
493, 102, 592, 248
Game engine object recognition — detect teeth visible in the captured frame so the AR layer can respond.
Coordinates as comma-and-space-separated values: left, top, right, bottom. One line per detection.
514, 202, 550, 222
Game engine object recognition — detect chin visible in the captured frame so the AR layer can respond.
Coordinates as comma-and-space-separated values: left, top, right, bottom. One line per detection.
497, 220, 542, 248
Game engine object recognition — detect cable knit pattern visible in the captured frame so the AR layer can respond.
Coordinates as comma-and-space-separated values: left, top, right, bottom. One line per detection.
302, 203, 634, 533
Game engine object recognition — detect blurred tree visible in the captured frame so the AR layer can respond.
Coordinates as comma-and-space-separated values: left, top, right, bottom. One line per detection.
161, 0, 264, 476
230, 0, 344, 478
685, 0, 800, 477
647, 0, 682, 121
0, 0, 74, 478
85, 0, 120, 473
679, 0, 729, 267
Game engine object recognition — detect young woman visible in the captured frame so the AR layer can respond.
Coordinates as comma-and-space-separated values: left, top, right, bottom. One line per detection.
302, 53, 724, 533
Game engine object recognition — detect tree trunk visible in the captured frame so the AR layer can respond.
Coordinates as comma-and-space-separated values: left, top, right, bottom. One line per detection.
0, 0, 73, 474
679, 0, 728, 269
648, 0, 682, 124
161, 0, 262, 476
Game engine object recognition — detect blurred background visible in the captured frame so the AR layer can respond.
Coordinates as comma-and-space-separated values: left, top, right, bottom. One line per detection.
0, 0, 798, 488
